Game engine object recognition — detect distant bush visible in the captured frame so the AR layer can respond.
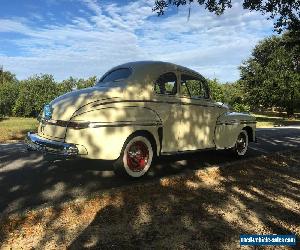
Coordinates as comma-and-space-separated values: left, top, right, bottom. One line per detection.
0, 82, 19, 117
207, 79, 251, 112
232, 103, 251, 113
13, 75, 59, 117
207, 78, 225, 102
57, 76, 97, 94
10, 74, 98, 117
0, 71, 19, 117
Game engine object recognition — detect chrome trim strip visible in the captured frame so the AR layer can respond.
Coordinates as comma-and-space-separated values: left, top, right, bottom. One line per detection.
40, 119, 162, 129
92, 99, 216, 108
217, 120, 256, 125
216, 121, 239, 125
161, 147, 216, 155
89, 122, 162, 128
240, 121, 257, 124
40, 118, 68, 127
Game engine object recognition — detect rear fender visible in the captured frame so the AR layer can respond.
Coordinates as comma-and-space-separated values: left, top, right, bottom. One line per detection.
214, 112, 256, 149
65, 105, 162, 160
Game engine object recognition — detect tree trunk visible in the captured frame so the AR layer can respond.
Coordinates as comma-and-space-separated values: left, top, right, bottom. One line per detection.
286, 89, 295, 116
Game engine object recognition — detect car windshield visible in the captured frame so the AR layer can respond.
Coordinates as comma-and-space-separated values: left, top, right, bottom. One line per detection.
97, 68, 131, 85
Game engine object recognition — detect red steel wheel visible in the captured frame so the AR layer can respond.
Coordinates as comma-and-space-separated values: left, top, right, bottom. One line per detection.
121, 135, 154, 178
126, 141, 149, 172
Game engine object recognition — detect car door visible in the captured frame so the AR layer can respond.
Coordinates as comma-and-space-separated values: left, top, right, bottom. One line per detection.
178, 73, 220, 150
153, 72, 182, 153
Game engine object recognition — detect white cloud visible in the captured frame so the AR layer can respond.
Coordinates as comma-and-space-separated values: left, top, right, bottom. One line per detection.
83, 0, 103, 15
0, 19, 32, 33
0, 0, 273, 82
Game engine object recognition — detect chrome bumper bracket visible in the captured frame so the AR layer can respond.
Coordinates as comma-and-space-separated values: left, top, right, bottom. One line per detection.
25, 132, 79, 156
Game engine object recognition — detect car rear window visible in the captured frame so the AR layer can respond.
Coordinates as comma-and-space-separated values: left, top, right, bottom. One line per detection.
154, 72, 177, 95
181, 74, 210, 99
99, 68, 131, 83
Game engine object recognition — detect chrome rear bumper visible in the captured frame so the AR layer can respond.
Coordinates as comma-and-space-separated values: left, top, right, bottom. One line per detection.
25, 132, 79, 156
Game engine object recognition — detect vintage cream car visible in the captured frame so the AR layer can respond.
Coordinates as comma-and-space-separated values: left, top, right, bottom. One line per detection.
26, 61, 256, 177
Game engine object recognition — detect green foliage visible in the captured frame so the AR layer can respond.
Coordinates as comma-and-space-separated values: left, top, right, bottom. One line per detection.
223, 81, 248, 107
207, 78, 225, 102
57, 77, 78, 94
7, 74, 98, 117
181, 77, 208, 98
207, 79, 250, 112
13, 75, 59, 117
0, 70, 17, 84
232, 103, 251, 113
153, 0, 300, 32
0, 71, 19, 117
57, 76, 97, 94
186, 80, 203, 97
77, 76, 97, 89
240, 33, 300, 115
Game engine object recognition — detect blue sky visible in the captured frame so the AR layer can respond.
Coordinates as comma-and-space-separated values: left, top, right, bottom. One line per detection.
0, 0, 274, 82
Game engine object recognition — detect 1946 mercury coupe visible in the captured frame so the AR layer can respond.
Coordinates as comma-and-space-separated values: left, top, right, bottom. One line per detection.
26, 61, 256, 177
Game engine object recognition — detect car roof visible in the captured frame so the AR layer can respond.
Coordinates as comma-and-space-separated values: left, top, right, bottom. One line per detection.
113, 61, 203, 78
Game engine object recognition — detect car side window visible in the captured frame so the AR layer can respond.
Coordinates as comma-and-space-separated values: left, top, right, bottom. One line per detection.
154, 72, 177, 95
181, 74, 209, 99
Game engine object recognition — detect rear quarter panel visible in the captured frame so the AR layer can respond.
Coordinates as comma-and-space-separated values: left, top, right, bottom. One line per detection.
65, 104, 162, 160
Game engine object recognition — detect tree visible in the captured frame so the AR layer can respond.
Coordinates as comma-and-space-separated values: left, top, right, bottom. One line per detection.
0, 69, 17, 85
57, 76, 97, 95
208, 79, 250, 112
240, 34, 300, 116
10, 75, 98, 117
207, 78, 225, 102
77, 76, 97, 89
153, 0, 300, 32
13, 74, 60, 117
57, 77, 77, 95
281, 30, 300, 73
0, 70, 19, 117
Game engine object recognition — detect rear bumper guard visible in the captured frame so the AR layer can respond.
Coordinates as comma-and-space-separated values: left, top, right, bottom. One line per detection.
25, 132, 81, 156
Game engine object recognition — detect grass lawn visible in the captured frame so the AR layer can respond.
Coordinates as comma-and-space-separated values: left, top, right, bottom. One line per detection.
254, 112, 300, 128
0, 117, 38, 142
0, 150, 299, 249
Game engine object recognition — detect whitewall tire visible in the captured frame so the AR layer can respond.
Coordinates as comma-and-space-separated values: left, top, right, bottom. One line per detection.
114, 135, 154, 178
234, 130, 248, 156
